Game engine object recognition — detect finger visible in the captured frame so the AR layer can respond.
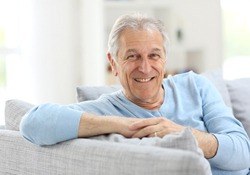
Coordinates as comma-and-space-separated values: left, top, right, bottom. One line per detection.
129, 117, 164, 131
131, 125, 157, 138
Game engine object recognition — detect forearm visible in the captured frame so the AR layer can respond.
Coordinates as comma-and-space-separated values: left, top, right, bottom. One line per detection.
191, 129, 218, 159
78, 113, 120, 137
78, 113, 141, 138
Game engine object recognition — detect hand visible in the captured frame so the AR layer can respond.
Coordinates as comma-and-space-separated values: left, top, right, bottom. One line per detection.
129, 117, 218, 158
115, 117, 145, 138
129, 117, 185, 138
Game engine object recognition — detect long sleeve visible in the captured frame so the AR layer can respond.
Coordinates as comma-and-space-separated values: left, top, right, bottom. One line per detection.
20, 103, 83, 146
195, 74, 250, 170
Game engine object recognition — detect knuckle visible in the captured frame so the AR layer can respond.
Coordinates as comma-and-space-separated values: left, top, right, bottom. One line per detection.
158, 117, 165, 122
141, 127, 153, 135
148, 127, 155, 133
162, 125, 168, 130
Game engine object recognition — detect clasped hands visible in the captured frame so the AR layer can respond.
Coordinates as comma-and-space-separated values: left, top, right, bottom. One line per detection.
118, 116, 218, 159
121, 117, 185, 138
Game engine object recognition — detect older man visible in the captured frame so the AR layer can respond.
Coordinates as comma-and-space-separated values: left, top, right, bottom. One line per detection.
21, 13, 250, 174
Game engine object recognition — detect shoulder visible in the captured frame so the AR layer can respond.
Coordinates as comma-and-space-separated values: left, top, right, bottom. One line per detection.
98, 89, 122, 101
163, 71, 209, 87
77, 90, 123, 108
67, 91, 122, 115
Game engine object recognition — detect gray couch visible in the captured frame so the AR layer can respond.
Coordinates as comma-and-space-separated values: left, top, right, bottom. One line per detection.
1, 70, 249, 175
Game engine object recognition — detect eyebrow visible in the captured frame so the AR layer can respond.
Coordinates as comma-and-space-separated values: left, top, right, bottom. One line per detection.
125, 48, 162, 54
151, 48, 162, 52
125, 49, 137, 54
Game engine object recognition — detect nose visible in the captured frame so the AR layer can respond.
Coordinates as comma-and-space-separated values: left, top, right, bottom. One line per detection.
138, 58, 152, 74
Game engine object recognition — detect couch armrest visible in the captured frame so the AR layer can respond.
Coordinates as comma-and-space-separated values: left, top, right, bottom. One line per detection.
0, 130, 211, 175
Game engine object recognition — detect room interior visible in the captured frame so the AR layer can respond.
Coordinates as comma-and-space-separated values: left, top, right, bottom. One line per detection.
0, 1, 250, 174
0, 0, 249, 125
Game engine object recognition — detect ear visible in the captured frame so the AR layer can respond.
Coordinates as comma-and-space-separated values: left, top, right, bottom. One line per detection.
107, 53, 118, 76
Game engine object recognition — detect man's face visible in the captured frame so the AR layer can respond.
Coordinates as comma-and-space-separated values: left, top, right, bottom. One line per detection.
109, 29, 166, 105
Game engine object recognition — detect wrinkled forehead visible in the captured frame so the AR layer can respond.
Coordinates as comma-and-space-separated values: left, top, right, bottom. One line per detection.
118, 28, 164, 52
119, 28, 162, 40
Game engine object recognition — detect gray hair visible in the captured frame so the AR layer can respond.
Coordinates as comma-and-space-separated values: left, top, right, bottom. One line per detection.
108, 13, 170, 59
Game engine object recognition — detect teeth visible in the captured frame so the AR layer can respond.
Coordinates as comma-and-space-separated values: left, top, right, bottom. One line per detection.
135, 78, 151, 82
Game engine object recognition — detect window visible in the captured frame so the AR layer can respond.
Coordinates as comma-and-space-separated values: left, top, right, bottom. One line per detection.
0, 1, 21, 125
221, 0, 250, 79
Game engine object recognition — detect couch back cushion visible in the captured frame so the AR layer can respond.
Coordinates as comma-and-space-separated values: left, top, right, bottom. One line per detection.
76, 85, 121, 102
5, 99, 34, 131
227, 78, 250, 137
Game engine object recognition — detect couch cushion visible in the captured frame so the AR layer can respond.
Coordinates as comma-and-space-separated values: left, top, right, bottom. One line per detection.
76, 85, 121, 102
226, 78, 250, 137
5, 99, 34, 131
202, 69, 232, 107
92, 127, 203, 155
0, 130, 211, 175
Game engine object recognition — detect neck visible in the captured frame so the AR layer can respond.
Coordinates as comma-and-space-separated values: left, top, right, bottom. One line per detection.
125, 87, 165, 110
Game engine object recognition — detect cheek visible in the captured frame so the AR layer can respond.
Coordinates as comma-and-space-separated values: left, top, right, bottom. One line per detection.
154, 61, 166, 74
120, 62, 136, 75
117, 65, 131, 84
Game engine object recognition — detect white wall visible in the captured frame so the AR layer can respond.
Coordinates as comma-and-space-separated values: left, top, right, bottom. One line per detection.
169, 0, 223, 72
5, 0, 222, 105
11, 0, 107, 104
14, 0, 81, 104
80, 0, 106, 86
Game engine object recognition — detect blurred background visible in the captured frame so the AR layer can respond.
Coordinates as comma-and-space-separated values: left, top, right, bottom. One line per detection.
0, 0, 250, 125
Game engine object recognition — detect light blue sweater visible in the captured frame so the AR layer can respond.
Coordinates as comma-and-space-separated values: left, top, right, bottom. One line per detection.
20, 71, 250, 174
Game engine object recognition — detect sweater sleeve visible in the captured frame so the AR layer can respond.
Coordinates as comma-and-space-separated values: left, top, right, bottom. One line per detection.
195, 73, 250, 170
20, 103, 83, 146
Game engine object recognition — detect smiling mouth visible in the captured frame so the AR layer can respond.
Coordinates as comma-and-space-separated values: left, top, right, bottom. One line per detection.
134, 77, 155, 83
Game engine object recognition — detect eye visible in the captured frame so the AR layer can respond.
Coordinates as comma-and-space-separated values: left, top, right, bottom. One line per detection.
126, 54, 139, 60
149, 53, 161, 60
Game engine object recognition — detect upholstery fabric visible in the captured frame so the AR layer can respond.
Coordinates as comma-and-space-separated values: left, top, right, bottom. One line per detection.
5, 99, 34, 131
76, 85, 121, 102
0, 130, 212, 175
91, 127, 203, 155
227, 78, 250, 137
